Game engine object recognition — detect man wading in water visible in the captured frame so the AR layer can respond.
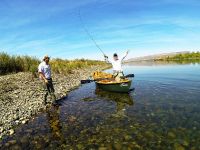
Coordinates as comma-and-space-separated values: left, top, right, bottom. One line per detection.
38, 55, 56, 105
104, 51, 129, 81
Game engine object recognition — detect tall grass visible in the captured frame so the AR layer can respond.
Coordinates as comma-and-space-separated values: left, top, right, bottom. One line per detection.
0, 52, 107, 75
51, 58, 107, 75
0, 52, 40, 75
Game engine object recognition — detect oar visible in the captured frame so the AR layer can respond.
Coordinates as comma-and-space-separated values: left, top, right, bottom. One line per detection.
120, 74, 135, 79
81, 74, 135, 84
125, 74, 135, 78
81, 78, 114, 84
81, 79, 94, 84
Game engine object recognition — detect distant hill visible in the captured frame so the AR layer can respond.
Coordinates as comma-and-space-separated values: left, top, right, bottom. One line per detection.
126, 51, 190, 62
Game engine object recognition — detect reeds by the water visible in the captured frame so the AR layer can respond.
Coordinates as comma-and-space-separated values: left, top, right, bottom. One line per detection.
0, 52, 107, 75
50, 58, 107, 75
0, 52, 40, 75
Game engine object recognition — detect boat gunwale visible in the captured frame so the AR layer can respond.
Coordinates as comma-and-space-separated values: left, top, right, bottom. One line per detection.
96, 79, 131, 85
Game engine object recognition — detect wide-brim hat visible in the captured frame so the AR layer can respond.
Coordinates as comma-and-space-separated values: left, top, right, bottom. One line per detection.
43, 55, 50, 61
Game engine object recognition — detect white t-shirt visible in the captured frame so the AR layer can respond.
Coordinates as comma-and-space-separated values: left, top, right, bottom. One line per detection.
106, 53, 127, 72
110, 59, 123, 71
38, 61, 51, 79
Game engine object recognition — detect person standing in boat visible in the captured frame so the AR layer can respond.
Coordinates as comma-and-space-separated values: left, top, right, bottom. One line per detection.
38, 55, 56, 105
104, 51, 129, 81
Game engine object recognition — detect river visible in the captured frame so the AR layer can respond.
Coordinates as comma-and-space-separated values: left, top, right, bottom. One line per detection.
1, 61, 200, 150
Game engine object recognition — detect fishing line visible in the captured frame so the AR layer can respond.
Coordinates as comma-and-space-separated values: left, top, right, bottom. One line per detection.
78, 9, 106, 56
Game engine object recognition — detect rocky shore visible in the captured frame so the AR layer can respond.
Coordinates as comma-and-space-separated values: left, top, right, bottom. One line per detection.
0, 65, 109, 139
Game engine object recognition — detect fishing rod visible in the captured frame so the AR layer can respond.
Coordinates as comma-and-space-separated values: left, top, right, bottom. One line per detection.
78, 9, 106, 56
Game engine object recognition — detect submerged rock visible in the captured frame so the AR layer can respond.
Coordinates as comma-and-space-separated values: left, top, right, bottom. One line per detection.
0, 65, 109, 139
8, 140, 17, 145
167, 131, 176, 139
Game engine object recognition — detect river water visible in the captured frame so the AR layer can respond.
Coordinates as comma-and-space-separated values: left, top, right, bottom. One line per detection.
1, 61, 200, 150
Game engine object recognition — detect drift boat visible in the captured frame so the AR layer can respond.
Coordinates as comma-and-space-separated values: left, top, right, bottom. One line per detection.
96, 79, 132, 93
92, 72, 133, 93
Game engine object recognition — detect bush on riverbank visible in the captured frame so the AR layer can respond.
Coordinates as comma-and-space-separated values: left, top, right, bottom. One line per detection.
0, 52, 107, 75
156, 52, 200, 61
50, 58, 107, 74
0, 52, 40, 75
171, 52, 200, 60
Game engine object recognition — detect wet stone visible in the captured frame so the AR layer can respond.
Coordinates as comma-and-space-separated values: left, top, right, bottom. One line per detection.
168, 132, 176, 139
8, 140, 17, 145
1, 64, 200, 149
98, 147, 107, 150
22, 120, 27, 124
9, 129, 14, 135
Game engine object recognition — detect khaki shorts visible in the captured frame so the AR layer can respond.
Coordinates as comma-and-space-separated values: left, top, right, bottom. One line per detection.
113, 72, 124, 82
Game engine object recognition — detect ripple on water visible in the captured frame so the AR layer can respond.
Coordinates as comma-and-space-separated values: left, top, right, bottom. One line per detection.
1, 63, 200, 149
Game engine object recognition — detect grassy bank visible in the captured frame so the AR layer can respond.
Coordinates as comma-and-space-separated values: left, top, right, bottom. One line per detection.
0, 52, 107, 75
0, 52, 40, 75
155, 52, 200, 61
50, 58, 107, 75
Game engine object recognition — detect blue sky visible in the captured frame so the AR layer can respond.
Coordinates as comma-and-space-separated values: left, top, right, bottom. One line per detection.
0, 0, 200, 60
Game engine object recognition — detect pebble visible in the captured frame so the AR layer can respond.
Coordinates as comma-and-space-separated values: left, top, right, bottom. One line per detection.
22, 120, 27, 124
168, 132, 176, 138
20, 136, 29, 144
98, 147, 107, 150
8, 140, 17, 145
0, 127, 4, 133
68, 116, 77, 122
113, 143, 122, 150
124, 135, 132, 141
0, 65, 108, 139
9, 129, 15, 135
15, 120, 20, 124
5, 142, 10, 147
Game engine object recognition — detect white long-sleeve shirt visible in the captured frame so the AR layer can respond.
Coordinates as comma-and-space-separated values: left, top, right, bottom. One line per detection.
105, 53, 128, 72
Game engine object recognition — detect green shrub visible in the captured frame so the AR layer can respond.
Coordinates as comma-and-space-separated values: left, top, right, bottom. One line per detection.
0, 52, 107, 75
158, 52, 200, 61
0, 52, 40, 75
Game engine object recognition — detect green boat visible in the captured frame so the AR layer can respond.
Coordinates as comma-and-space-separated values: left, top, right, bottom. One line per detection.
96, 79, 132, 93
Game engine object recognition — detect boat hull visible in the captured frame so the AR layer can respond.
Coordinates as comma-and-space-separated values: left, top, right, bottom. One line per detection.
96, 80, 132, 93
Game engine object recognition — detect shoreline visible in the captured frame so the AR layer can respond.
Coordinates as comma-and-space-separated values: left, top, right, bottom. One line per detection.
125, 58, 200, 63
0, 65, 110, 139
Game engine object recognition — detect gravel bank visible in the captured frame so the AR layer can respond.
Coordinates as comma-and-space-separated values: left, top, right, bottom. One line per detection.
0, 65, 109, 139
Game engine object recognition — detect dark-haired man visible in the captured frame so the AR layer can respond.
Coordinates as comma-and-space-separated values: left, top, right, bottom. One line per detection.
104, 51, 129, 81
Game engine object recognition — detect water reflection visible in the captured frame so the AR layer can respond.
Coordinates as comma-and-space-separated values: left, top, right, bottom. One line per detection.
82, 89, 134, 118
125, 60, 200, 66
46, 106, 64, 142
1, 61, 200, 149
95, 89, 134, 117
95, 89, 134, 106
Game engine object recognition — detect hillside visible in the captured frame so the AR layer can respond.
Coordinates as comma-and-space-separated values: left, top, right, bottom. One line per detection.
126, 51, 196, 62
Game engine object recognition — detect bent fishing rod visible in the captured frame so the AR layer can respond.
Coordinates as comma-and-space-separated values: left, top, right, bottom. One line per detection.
78, 9, 106, 56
